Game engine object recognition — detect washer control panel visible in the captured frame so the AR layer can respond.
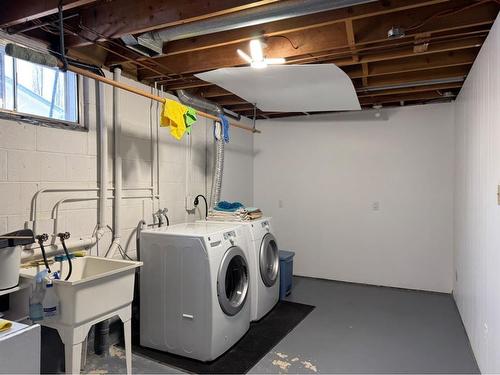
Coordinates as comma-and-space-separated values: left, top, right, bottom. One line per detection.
223, 230, 236, 240
261, 221, 270, 231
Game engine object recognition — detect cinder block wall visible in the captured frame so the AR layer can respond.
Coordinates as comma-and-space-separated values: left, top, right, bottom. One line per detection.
0, 73, 254, 259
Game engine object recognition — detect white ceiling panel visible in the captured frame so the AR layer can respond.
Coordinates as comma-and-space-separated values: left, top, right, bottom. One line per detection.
195, 64, 361, 112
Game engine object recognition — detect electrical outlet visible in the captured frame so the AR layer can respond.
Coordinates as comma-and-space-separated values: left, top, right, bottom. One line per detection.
372, 201, 380, 211
483, 323, 489, 339
497, 185, 500, 205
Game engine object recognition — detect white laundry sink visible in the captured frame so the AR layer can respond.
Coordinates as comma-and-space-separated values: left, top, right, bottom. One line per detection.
20, 256, 142, 326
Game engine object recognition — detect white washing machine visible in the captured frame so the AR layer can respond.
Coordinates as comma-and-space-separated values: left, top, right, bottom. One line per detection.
139, 222, 251, 362
199, 217, 280, 321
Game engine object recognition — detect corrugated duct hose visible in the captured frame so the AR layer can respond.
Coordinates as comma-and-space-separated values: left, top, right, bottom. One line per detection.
210, 130, 224, 208
176, 90, 224, 208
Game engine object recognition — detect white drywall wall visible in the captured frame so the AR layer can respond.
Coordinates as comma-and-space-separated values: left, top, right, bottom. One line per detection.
0, 72, 254, 259
453, 15, 500, 373
254, 103, 455, 292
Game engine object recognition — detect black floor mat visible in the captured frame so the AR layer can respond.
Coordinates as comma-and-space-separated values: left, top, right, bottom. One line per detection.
131, 300, 315, 374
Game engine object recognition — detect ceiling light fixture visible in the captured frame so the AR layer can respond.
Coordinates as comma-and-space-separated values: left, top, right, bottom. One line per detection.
236, 39, 285, 69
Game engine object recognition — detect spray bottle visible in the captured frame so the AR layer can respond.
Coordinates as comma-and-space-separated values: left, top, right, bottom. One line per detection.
42, 278, 59, 319
29, 269, 48, 322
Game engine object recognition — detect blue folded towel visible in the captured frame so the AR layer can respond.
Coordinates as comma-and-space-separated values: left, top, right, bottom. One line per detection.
214, 201, 245, 212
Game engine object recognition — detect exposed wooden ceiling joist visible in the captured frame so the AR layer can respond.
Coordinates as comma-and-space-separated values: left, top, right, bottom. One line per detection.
139, 34, 483, 79
64, 0, 280, 48
0, 0, 97, 29
3, 0, 498, 117
108, 0, 448, 64
106, 0, 496, 70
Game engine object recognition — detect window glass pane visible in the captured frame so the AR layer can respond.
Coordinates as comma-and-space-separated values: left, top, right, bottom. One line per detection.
0, 41, 78, 123
15, 59, 77, 121
0, 45, 14, 110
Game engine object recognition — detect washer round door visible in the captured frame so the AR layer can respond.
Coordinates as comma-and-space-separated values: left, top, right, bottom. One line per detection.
259, 233, 279, 287
217, 246, 249, 316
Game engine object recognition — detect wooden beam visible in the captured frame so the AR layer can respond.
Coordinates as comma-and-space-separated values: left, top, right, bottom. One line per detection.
106, 0, 496, 68
163, 81, 212, 91
349, 48, 477, 78
159, 0, 450, 57
363, 65, 470, 88
360, 91, 455, 105
214, 96, 249, 106
0, 0, 97, 28
105, 0, 452, 66
196, 86, 233, 98
140, 34, 483, 78
361, 63, 369, 86
354, 0, 499, 43
357, 82, 463, 97
65, 0, 279, 47
345, 19, 359, 62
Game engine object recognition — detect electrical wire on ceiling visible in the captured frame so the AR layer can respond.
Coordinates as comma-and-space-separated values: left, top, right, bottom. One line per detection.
9, 11, 184, 83
266, 35, 300, 50
406, 0, 499, 32
74, 22, 183, 80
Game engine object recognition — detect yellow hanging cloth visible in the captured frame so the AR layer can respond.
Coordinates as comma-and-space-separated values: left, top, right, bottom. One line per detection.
160, 99, 189, 140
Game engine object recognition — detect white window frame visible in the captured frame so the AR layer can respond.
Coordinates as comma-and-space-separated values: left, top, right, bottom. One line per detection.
0, 38, 85, 132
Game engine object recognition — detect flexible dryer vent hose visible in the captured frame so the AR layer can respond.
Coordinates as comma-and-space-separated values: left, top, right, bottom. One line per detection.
176, 90, 224, 209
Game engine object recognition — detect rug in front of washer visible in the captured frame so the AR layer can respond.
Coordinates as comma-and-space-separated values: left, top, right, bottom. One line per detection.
131, 300, 315, 374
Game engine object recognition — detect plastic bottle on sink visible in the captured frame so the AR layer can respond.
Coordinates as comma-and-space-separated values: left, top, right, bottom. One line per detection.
42, 279, 59, 319
29, 269, 47, 322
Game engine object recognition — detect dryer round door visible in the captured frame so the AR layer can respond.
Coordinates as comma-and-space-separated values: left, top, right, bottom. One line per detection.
259, 233, 279, 287
217, 246, 249, 316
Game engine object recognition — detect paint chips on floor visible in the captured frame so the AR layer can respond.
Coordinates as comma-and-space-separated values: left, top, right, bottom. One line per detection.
270, 351, 318, 373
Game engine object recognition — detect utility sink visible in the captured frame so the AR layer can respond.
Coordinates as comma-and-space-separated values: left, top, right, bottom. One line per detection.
20, 256, 142, 326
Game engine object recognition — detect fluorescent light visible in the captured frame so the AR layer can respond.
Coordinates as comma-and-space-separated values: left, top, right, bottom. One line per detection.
249, 39, 264, 62
237, 49, 252, 63
236, 39, 285, 69
251, 61, 267, 69
265, 57, 286, 65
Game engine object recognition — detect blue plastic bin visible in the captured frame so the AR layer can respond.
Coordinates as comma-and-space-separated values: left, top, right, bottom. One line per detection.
279, 250, 295, 299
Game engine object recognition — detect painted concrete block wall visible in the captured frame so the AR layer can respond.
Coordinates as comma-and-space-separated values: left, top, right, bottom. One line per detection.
254, 104, 455, 293
453, 15, 500, 373
0, 72, 254, 259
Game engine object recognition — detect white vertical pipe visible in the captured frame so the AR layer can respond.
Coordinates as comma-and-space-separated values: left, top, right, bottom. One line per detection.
107, 67, 122, 258
97, 81, 107, 232
151, 82, 159, 216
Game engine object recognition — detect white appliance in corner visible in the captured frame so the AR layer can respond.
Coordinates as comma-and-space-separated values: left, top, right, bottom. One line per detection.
139, 222, 251, 361
0, 321, 40, 374
199, 217, 280, 321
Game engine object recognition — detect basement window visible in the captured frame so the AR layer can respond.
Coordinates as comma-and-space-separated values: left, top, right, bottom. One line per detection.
0, 42, 80, 128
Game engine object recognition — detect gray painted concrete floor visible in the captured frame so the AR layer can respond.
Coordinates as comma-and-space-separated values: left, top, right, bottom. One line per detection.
84, 276, 478, 374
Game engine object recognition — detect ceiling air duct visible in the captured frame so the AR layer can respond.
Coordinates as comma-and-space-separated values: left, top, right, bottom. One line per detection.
121, 0, 377, 57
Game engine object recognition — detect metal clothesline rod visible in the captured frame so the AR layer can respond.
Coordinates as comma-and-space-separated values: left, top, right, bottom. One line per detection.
5, 43, 259, 134
67, 64, 261, 134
